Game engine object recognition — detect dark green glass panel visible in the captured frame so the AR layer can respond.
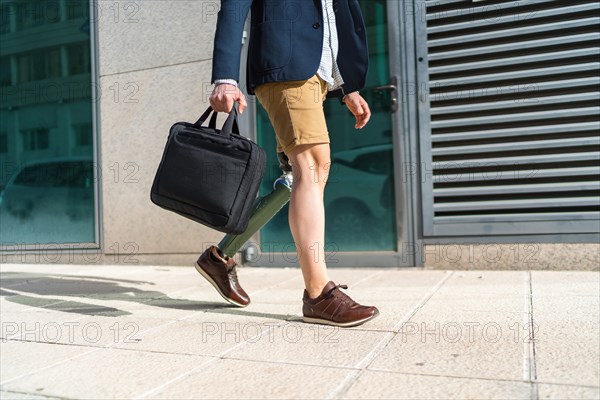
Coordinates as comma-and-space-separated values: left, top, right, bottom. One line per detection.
256, 0, 396, 252
0, 0, 95, 244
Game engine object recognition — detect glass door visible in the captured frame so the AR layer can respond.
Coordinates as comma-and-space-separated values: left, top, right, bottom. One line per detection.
255, 0, 412, 264
0, 1, 98, 246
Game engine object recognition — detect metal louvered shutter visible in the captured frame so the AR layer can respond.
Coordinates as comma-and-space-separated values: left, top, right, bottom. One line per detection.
417, 0, 600, 237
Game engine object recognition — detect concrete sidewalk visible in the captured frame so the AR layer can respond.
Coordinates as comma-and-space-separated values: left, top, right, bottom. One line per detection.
0, 263, 598, 399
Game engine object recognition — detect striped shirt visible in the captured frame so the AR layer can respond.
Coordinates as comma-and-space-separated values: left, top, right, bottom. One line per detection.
317, 0, 345, 92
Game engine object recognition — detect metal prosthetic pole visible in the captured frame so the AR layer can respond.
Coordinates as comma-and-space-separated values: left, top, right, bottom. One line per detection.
218, 152, 293, 258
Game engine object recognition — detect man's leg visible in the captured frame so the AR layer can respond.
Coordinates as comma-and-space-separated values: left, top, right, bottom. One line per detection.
285, 136, 378, 327
285, 143, 331, 299
253, 76, 332, 297
255, 74, 378, 326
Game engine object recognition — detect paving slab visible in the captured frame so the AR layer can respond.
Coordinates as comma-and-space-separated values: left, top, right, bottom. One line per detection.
1, 269, 195, 300
1, 311, 92, 342
146, 358, 353, 400
537, 383, 600, 400
350, 270, 450, 299
0, 264, 598, 399
0, 341, 92, 384
339, 370, 532, 400
367, 270, 528, 381
113, 311, 286, 357
438, 271, 526, 295
534, 321, 600, 387
369, 271, 527, 315
530, 271, 600, 295
0, 390, 58, 399
1, 347, 213, 399
225, 322, 388, 368
368, 310, 526, 381
3, 314, 180, 348
532, 271, 600, 387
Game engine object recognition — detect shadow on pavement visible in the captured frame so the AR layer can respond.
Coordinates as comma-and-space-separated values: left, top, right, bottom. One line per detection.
0, 272, 236, 317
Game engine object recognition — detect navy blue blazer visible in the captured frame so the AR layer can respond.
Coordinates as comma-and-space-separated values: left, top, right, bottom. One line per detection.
211, 0, 369, 99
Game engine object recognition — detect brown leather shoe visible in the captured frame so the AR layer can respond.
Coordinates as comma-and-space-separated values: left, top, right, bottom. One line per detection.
194, 245, 250, 307
302, 281, 379, 327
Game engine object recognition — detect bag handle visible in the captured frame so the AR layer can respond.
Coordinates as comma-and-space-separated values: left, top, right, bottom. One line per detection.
209, 110, 218, 129
194, 106, 214, 127
221, 104, 239, 137
193, 105, 239, 137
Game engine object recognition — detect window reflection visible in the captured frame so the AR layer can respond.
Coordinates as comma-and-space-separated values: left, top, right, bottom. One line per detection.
0, 0, 95, 245
256, 0, 397, 252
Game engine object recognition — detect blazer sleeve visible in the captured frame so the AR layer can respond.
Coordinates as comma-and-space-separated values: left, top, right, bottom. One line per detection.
211, 0, 253, 84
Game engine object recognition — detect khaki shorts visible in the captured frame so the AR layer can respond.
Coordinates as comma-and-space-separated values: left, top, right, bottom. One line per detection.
254, 74, 329, 154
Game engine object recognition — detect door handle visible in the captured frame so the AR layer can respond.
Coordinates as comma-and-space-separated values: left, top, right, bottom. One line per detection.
374, 77, 398, 112
374, 84, 396, 91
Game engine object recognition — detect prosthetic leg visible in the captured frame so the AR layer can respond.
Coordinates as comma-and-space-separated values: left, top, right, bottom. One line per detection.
217, 151, 293, 259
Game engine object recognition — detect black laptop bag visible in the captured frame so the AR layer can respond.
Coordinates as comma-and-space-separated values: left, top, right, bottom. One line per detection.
150, 105, 266, 234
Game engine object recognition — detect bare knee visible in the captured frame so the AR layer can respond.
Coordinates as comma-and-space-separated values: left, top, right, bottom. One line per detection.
287, 143, 331, 185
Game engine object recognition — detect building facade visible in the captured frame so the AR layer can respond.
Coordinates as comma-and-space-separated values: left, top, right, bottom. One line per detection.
1, 0, 599, 269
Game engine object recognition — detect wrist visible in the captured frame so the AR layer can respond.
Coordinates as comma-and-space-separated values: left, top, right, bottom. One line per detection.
214, 78, 238, 88
340, 91, 357, 105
